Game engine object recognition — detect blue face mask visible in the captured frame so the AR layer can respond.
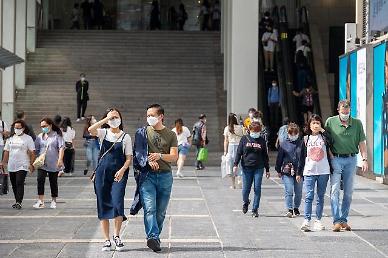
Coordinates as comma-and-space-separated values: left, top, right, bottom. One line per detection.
42, 127, 49, 134
250, 132, 261, 139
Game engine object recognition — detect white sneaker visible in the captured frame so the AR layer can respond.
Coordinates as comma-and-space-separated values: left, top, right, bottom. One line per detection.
176, 172, 184, 178
33, 200, 45, 209
76, 118, 81, 122
81, 117, 86, 120
300, 219, 311, 232
50, 200, 57, 209
314, 219, 325, 231
58, 171, 65, 177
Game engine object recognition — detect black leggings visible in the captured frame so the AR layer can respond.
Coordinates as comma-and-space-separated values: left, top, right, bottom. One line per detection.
10, 170, 27, 203
37, 169, 59, 197
63, 146, 75, 173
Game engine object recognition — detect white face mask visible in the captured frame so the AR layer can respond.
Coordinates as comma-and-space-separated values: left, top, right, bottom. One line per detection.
147, 116, 159, 126
81, 77, 85, 81
14, 128, 24, 136
289, 135, 299, 141
272, 83, 277, 87
339, 113, 350, 121
108, 118, 121, 128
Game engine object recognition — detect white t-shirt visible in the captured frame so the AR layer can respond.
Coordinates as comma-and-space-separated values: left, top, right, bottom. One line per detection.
97, 128, 133, 156
303, 135, 330, 176
0, 120, 10, 146
224, 125, 245, 144
293, 33, 310, 49
172, 126, 191, 146
262, 30, 278, 52
62, 127, 76, 143
4, 134, 35, 172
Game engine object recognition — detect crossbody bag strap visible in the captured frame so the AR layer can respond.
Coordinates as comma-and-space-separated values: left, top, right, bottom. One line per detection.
99, 131, 124, 161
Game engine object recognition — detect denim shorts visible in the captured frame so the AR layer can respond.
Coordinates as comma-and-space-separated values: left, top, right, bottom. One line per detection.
178, 144, 190, 156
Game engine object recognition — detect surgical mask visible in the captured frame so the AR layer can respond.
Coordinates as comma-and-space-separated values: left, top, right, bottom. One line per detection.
14, 128, 23, 136
42, 127, 49, 134
272, 83, 277, 87
289, 135, 299, 141
81, 77, 85, 81
108, 118, 121, 128
249, 113, 254, 119
339, 113, 350, 121
250, 132, 261, 139
147, 116, 159, 126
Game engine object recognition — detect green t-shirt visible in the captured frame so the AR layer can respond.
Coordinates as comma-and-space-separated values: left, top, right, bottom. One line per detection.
325, 115, 366, 155
146, 126, 178, 171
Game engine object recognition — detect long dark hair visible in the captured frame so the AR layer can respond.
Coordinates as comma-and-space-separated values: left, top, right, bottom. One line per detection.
84, 115, 93, 135
175, 118, 183, 135
306, 114, 324, 135
101, 108, 124, 130
228, 113, 238, 134
41, 117, 62, 136
60, 117, 72, 132
11, 120, 30, 136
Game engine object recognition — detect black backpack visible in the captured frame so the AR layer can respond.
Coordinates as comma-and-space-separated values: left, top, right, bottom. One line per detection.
192, 122, 203, 146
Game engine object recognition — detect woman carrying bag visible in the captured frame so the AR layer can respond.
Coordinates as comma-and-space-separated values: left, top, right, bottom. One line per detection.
88, 108, 132, 252
233, 121, 270, 217
1, 120, 35, 209
60, 117, 76, 176
33, 117, 64, 209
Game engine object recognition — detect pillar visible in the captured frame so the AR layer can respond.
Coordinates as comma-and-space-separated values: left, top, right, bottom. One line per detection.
26, 0, 36, 52
2, 0, 16, 124
15, 0, 27, 90
226, 0, 258, 117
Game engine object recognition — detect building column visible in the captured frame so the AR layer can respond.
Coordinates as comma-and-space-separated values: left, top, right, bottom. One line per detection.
226, 0, 258, 117
26, 0, 36, 52
15, 0, 27, 90
2, 0, 16, 124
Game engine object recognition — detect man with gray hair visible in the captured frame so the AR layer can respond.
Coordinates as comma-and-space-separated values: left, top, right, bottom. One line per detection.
325, 100, 368, 232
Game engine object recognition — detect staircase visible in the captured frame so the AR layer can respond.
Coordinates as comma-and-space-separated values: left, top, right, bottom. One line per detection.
17, 30, 226, 172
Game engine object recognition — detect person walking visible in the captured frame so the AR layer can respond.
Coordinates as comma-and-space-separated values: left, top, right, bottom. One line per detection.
88, 108, 133, 251
70, 3, 81, 29
198, 0, 210, 31
275, 123, 303, 218
33, 118, 64, 209
325, 100, 368, 232
192, 114, 208, 170
177, 3, 188, 31
15, 111, 36, 141
76, 73, 89, 122
136, 104, 178, 252
234, 121, 270, 217
150, 0, 161, 30
172, 118, 191, 178
298, 114, 332, 232
81, 0, 92, 29
224, 113, 245, 189
83, 115, 99, 176
0, 116, 10, 162
60, 117, 76, 177
93, 0, 104, 30
1, 120, 35, 209
211, 0, 221, 31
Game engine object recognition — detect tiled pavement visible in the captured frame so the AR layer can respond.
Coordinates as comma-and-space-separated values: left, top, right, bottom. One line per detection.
0, 166, 388, 258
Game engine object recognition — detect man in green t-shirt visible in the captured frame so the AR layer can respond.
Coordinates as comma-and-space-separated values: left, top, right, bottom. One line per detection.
325, 100, 368, 232
140, 104, 178, 252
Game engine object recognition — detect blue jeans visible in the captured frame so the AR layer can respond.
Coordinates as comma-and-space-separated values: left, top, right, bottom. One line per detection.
282, 175, 303, 210
330, 156, 357, 224
140, 171, 173, 240
86, 142, 99, 170
242, 168, 264, 211
304, 174, 329, 221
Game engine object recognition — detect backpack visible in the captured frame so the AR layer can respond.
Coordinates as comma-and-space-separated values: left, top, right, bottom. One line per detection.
192, 122, 203, 146
303, 91, 313, 107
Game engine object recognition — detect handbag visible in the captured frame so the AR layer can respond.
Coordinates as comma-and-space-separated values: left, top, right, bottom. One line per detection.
33, 142, 50, 169
0, 170, 9, 195
282, 162, 295, 176
90, 132, 125, 182
197, 147, 208, 162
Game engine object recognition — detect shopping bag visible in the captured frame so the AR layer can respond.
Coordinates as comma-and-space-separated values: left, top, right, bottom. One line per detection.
197, 148, 208, 162
221, 155, 228, 178
0, 173, 9, 195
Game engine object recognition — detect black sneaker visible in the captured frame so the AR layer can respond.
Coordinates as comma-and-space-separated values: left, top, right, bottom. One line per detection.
113, 236, 124, 251
15, 203, 22, 210
12, 203, 17, 209
294, 208, 300, 216
252, 210, 259, 218
101, 240, 111, 251
286, 209, 294, 218
147, 238, 161, 252
242, 201, 250, 214
83, 169, 88, 175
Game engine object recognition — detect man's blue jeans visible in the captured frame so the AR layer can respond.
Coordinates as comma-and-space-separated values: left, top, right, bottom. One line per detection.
304, 174, 329, 221
330, 156, 357, 224
140, 171, 173, 240
242, 168, 264, 211
282, 175, 303, 210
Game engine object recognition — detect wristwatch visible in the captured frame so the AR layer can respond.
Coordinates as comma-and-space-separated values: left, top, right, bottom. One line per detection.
159, 153, 163, 160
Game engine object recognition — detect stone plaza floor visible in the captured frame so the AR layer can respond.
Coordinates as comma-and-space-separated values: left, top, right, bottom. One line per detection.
0, 167, 388, 258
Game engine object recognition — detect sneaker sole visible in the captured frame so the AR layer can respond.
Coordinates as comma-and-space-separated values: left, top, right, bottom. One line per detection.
33, 206, 45, 209
301, 226, 311, 232
147, 239, 161, 252
115, 246, 124, 252
101, 247, 111, 252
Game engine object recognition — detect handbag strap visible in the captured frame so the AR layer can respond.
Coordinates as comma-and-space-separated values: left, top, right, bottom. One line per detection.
99, 131, 125, 161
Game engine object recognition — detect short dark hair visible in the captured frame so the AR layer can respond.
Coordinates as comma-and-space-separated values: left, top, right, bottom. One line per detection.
264, 11, 270, 17
147, 104, 164, 115
248, 108, 256, 113
16, 111, 25, 120
80, 73, 86, 77
338, 99, 350, 109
